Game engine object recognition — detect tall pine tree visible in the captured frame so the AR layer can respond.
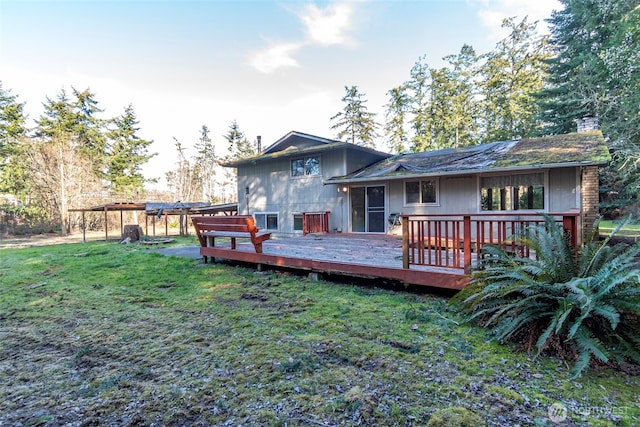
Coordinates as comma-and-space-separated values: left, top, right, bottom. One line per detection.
106, 104, 155, 199
193, 125, 217, 202
540, 0, 640, 214
27, 88, 106, 232
0, 82, 26, 162
383, 85, 410, 153
405, 56, 432, 152
330, 85, 380, 148
0, 82, 27, 195
224, 119, 257, 161
479, 17, 549, 141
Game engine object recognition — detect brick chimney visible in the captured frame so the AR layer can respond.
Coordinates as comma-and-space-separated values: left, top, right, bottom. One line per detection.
581, 165, 600, 243
576, 116, 599, 133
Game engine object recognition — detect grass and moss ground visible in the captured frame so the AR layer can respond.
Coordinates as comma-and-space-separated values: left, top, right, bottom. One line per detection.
599, 220, 640, 239
1, 238, 638, 426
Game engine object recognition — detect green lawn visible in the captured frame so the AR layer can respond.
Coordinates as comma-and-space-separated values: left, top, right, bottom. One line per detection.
599, 219, 640, 238
1, 239, 638, 426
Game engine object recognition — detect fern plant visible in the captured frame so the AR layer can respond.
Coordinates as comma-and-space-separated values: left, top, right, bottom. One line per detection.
450, 214, 640, 377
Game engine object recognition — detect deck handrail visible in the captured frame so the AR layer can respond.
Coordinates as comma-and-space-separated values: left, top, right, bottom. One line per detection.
400, 212, 579, 273
302, 211, 331, 235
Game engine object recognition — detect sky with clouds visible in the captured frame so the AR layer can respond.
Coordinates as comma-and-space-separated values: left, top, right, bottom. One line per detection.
0, 0, 561, 186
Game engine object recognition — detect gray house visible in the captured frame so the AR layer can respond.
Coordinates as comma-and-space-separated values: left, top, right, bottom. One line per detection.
223, 131, 389, 235
224, 130, 610, 242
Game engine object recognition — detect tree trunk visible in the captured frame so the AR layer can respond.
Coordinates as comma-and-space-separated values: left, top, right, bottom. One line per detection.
122, 224, 142, 241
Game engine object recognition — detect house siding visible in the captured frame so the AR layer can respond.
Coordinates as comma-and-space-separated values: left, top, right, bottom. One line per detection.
236, 147, 385, 235
385, 168, 581, 235
231, 131, 606, 241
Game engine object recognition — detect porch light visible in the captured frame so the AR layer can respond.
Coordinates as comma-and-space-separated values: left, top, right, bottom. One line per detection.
338, 186, 348, 193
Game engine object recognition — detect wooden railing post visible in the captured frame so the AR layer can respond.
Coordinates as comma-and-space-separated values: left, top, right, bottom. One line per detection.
402, 215, 409, 269
563, 215, 578, 247
463, 215, 472, 273
324, 211, 330, 233
302, 213, 308, 235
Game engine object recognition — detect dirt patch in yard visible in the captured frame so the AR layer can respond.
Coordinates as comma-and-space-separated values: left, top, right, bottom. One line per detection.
0, 232, 106, 249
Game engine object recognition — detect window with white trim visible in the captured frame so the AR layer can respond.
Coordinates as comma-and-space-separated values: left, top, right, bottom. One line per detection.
405, 179, 438, 205
254, 212, 279, 230
480, 173, 545, 211
291, 156, 320, 177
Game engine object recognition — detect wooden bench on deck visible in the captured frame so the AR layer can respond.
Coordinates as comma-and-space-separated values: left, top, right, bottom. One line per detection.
191, 215, 272, 263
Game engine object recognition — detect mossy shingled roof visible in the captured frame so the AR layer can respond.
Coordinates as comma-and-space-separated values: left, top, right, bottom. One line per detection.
494, 131, 610, 168
327, 131, 610, 183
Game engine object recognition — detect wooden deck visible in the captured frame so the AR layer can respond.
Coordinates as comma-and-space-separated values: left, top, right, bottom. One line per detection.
198, 233, 469, 290
192, 212, 580, 291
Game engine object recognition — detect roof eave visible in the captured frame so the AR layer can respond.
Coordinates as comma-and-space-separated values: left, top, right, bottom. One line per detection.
261, 131, 341, 154
324, 160, 609, 185
223, 142, 389, 167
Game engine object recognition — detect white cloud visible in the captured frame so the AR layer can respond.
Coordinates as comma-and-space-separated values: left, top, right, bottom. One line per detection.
297, 2, 356, 47
248, 1, 360, 73
247, 42, 303, 74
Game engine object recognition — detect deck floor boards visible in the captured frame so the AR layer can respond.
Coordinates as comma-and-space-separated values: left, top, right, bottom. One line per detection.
196, 233, 468, 290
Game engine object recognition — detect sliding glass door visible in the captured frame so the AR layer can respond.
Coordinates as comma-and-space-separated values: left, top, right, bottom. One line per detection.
350, 185, 385, 233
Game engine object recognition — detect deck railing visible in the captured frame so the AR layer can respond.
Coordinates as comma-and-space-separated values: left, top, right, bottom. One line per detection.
302, 211, 331, 235
401, 212, 579, 272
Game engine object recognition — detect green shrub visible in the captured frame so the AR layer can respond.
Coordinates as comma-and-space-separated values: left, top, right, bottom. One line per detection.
0, 204, 53, 234
451, 214, 640, 377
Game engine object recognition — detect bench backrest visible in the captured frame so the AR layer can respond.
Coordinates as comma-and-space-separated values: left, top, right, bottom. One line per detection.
191, 215, 259, 241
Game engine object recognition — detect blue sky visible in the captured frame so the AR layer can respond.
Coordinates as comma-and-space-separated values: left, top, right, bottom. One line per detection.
0, 0, 561, 185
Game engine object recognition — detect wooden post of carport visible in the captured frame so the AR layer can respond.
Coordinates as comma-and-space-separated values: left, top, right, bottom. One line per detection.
183, 208, 190, 236
104, 206, 109, 241
81, 210, 86, 243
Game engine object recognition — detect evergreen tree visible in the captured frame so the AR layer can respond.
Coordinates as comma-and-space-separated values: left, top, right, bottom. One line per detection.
405, 57, 432, 152
479, 17, 550, 142
224, 119, 257, 161
36, 87, 107, 175
399, 48, 479, 152
330, 85, 380, 148
28, 88, 107, 233
539, 0, 640, 215
383, 85, 410, 153
220, 120, 256, 203
428, 66, 458, 149
72, 87, 107, 168
106, 104, 155, 199
0, 83, 27, 195
0, 82, 26, 162
605, 1, 640, 211
193, 124, 217, 202
442, 45, 481, 147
